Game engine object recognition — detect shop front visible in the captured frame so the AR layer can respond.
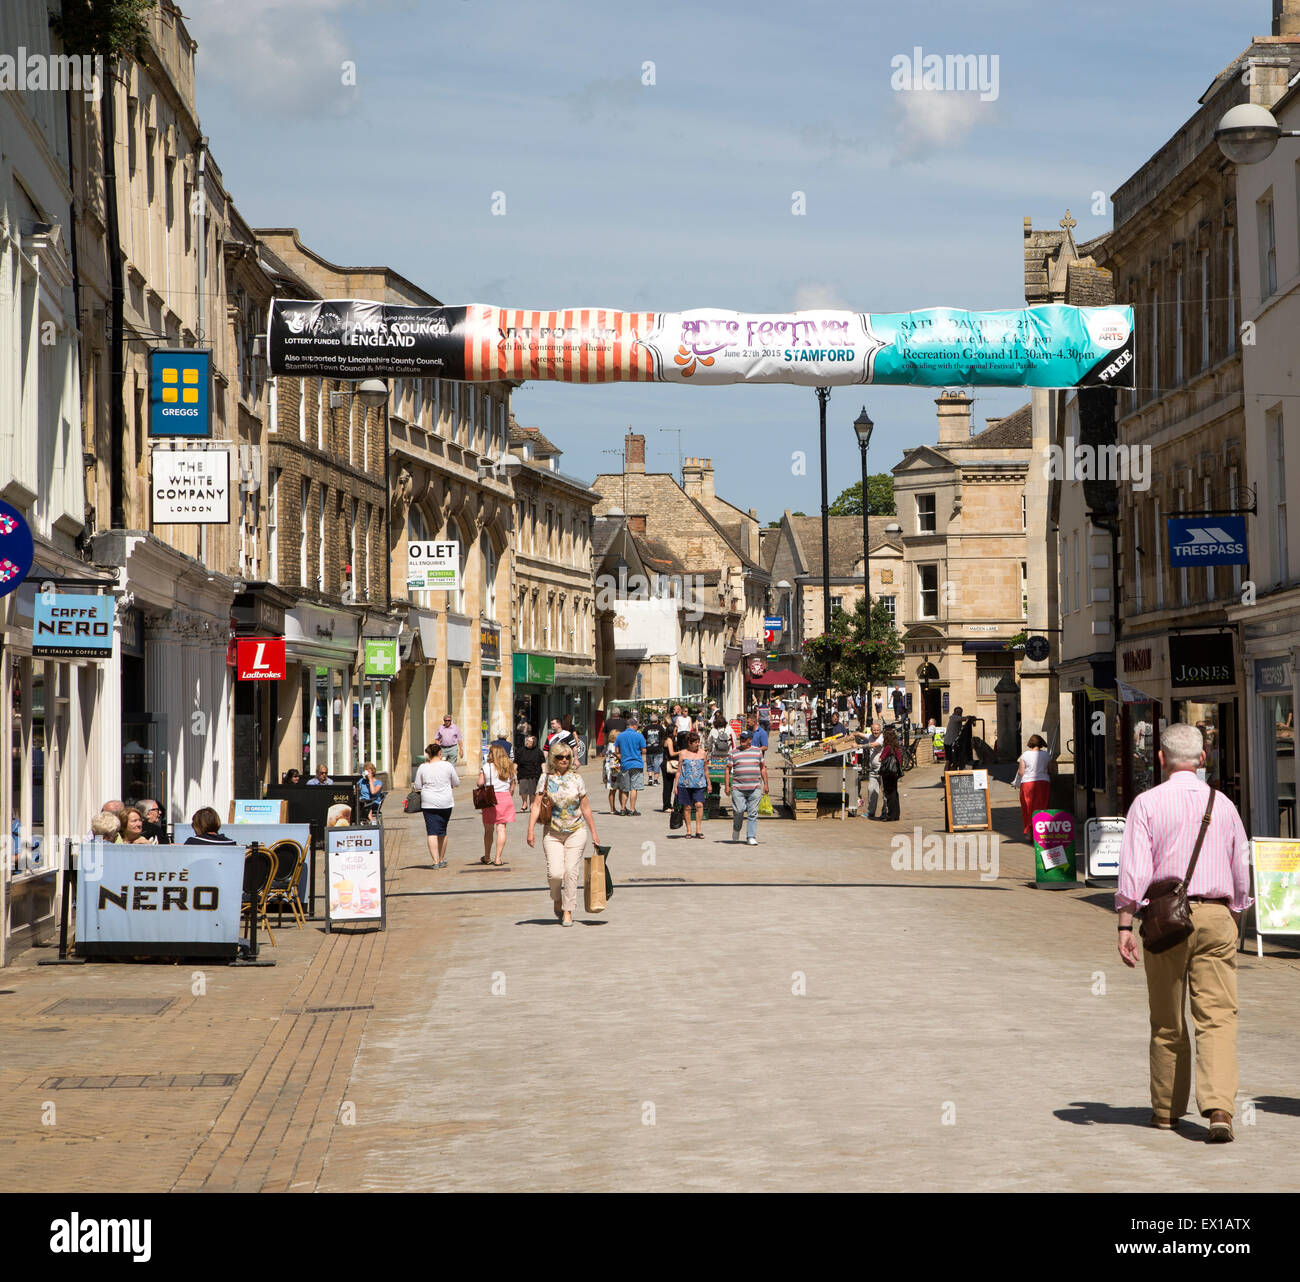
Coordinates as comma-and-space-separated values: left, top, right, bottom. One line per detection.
284, 603, 362, 779
1249, 651, 1294, 838
1116, 630, 1243, 812
480, 620, 502, 758
231, 585, 294, 800
2, 563, 116, 963
513, 652, 555, 748
445, 612, 474, 760
1059, 657, 1116, 820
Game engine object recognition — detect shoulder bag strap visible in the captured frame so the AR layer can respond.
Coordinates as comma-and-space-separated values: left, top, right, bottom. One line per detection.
1182, 784, 1217, 889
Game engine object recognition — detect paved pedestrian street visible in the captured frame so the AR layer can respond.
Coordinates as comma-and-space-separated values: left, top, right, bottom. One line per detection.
2, 765, 1298, 1193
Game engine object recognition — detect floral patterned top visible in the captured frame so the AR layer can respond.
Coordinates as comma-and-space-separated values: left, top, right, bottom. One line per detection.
542, 770, 588, 836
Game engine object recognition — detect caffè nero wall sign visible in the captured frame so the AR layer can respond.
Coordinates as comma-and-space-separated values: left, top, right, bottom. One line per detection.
268, 300, 1135, 390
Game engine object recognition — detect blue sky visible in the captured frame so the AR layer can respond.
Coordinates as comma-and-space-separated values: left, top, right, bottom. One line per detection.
185, 0, 1256, 523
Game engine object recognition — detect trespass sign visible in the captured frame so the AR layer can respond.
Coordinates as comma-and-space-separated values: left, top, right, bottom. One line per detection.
34, 593, 113, 659
269, 300, 1135, 390
1167, 516, 1248, 566
152, 448, 231, 524
408, 540, 459, 591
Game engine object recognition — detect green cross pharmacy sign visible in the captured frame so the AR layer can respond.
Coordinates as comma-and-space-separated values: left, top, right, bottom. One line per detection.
364, 638, 398, 678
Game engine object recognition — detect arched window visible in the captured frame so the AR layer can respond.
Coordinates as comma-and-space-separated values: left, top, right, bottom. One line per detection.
482, 535, 498, 621
409, 506, 432, 607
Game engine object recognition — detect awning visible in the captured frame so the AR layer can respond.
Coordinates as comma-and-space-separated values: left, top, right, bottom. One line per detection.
748, 667, 810, 687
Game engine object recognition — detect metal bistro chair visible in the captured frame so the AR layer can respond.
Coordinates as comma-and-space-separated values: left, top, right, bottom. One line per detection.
242, 846, 278, 948
264, 838, 308, 929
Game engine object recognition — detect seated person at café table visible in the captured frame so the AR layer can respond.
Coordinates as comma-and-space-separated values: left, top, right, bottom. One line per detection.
307, 765, 334, 785
116, 806, 155, 844
183, 807, 238, 845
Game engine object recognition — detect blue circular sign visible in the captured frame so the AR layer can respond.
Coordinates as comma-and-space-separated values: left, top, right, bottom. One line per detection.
0, 501, 35, 599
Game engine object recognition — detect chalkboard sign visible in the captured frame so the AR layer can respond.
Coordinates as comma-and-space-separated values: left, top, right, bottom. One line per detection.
944, 770, 992, 832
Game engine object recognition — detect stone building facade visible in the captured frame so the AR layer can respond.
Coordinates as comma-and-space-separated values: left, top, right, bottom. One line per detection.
1093, 22, 1300, 812
257, 229, 515, 785
591, 435, 769, 717
892, 393, 1032, 751
507, 424, 603, 750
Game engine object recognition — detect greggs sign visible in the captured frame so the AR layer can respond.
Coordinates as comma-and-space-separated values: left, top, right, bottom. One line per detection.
236, 636, 286, 681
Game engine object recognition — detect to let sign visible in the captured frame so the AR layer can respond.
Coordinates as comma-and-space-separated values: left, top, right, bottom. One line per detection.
408, 540, 460, 591
236, 636, 286, 680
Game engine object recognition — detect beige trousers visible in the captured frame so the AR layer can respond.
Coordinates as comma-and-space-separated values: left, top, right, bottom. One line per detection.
1142, 901, 1239, 1118
543, 825, 588, 913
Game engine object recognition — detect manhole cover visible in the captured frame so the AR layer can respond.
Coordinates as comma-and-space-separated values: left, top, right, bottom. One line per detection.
43, 997, 175, 1017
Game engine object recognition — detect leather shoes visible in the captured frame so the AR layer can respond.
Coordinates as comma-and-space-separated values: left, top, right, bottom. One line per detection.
1149, 1114, 1179, 1129
1207, 1110, 1234, 1143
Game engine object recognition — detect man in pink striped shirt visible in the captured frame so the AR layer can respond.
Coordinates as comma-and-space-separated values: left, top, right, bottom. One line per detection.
1117, 722, 1252, 1142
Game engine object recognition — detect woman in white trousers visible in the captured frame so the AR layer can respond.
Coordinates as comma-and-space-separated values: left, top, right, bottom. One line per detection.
526, 741, 601, 927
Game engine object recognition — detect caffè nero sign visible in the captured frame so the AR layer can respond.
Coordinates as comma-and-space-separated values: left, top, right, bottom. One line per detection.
1169, 632, 1235, 689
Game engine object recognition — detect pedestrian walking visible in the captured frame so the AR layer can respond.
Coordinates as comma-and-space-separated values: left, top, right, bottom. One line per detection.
879, 725, 903, 821
616, 716, 646, 814
414, 742, 459, 868
1116, 722, 1252, 1141
1013, 734, 1053, 836
943, 707, 964, 771
860, 721, 884, 818
660, 721, 679, 811
516, 734, 545, 813
603, 728, 622, 814
673, 704, 692, 735
477, 744, 517, 866
725, 730, 769, 845
745, 712, 769, 751
644, 712, 664, 784
435, 714, 461, 765
527, 740, 601, 927
676, 731, 709, 839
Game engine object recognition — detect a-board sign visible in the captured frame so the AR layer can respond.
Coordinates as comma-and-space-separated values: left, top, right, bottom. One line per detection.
1031, 809, 1077, 887
230, 799, 289, 823
1251, 839, 1300, 953
943, 770, 992, 832
76, 843, 242, 958
1085, 817, 1125, 881
325, 825, 385, 931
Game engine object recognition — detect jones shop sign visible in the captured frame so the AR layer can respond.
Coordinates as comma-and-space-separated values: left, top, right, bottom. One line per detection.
1169, 633, 1235, 689
76, 846, 243, 957
34, 593, 113, 659
152, 448, 231, 524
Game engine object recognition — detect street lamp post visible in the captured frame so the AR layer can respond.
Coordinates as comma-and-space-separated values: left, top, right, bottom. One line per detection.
816, 387, 831, 738
853, 406, 873, 729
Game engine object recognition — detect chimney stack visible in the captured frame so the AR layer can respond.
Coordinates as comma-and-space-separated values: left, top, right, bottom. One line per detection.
625, 432, 645, 473
935, 389, 974, 446
1276, 0, 1300, 35
682, 457, 715, 501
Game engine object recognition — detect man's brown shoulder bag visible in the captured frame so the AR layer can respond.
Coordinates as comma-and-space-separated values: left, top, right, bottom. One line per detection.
1140, 784, 1216, 954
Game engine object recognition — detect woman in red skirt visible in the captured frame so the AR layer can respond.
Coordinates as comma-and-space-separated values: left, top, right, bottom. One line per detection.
478, 744, 517, 865
1014, 733, 1053, 836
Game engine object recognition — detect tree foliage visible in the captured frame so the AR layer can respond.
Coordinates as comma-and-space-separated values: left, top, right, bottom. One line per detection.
52, 0, 156, 59
802, 596, 901, 694
829, 474, 895, 517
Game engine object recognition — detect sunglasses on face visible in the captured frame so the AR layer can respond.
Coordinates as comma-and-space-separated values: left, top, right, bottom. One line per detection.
553, 754, 572, 761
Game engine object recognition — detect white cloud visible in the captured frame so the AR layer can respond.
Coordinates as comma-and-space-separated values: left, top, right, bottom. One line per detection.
184, 0, 359, 118
890, 90, 992, 164
792, 284, 852, 311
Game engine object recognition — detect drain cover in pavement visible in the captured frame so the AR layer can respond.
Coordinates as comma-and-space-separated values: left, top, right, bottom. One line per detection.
41, 1073, 241, 1089
43, 997, 175, 1016
302, 1004, 374, 1014
626, 877, 690, 883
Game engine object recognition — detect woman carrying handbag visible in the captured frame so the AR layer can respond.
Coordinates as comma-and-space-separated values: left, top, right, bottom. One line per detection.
527, 741, 601, 927
477, 744, 517, 866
